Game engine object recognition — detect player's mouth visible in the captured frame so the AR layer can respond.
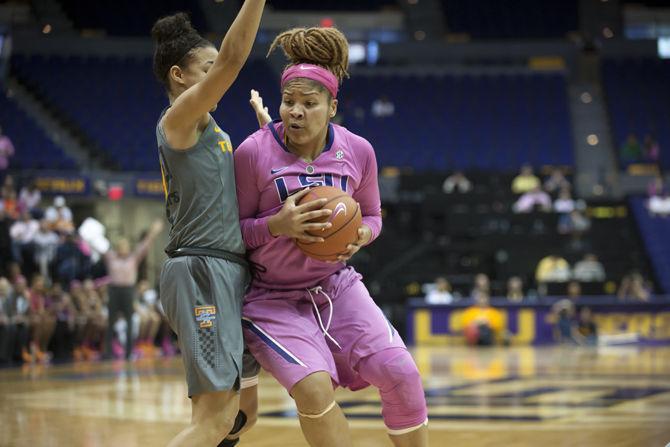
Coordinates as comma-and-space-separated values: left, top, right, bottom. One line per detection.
289, 123, 303, 130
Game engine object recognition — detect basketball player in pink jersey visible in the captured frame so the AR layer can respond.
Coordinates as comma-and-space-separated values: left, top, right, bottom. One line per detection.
234, 27, 428, 447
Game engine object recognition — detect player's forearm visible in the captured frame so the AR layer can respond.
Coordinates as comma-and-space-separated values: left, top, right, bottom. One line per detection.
217, 0, 265, 69
361, 215, 382, 244
240, 216, 275, 249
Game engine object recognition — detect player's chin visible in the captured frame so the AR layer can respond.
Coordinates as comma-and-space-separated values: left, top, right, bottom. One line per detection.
210, 104, 218, 112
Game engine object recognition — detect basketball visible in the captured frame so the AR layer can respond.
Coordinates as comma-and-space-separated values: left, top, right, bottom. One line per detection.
295, 186, 362, 261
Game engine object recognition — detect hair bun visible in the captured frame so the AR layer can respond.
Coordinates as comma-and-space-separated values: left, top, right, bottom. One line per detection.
151, 12, 196, 45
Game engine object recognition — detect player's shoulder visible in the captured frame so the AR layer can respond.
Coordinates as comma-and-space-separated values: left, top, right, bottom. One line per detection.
236, 124, 277, 156
332, 124, 375, 156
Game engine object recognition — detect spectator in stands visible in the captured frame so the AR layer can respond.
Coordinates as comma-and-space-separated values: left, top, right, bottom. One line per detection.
573, 253, 606, 282
558, 209, 591, 236
513, 186, 552, 213
471, 273, 491, 297
48, 282, 76, 361
648, 191, 670, 218
134, 280, 162, 356
643, 134, 660, 163
506, 276, 525, 302
567, 280, 582, 299
424, 276, 454, 304
54, 234, 89, 287
620, 133, 642, 163
617, 271, 651, 302
8, 277, 32, 362
553, 189, 577, 213
33, 220, 59, 281
442, 171, 472, 194
10, 211, 39, 273
0, 126, 14, 172
0, 277, 13, 364
543, 168, 570, 194
0, 210, 11, 277
462, 292, 505, 346
535, 254, 571, 283
28, 274, 55, 363
576, 307, 598, 346
1, 182, 19, 220
647, 176, 664, 197
18, 181, 42, 218
371, 95, 395, 118
45, 196, 74, 234
511, 164, 540, 194
103, 220, 163, 360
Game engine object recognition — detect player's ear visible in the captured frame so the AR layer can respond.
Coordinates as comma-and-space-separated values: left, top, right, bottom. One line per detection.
329, 98, 338, 119
169, 65, 186, 88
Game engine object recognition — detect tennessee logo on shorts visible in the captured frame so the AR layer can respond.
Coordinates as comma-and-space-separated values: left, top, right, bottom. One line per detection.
194, 305, 217, 328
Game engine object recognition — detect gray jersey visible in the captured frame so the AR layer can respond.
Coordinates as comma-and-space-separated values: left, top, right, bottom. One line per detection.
157, 111, 245, 255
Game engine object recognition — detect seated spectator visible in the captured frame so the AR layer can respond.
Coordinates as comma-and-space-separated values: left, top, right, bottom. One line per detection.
47, 282, 76, 361
617, 271, 651, 302
461, 292, 504, 346
620, 133, 642, 163
45, 195, 74, 234
424, 276, 454, 304
576, 307, 598, 346
553, 189, 576, 213
506, 276, 525, 302
536, 254, 571, 283
33, 220, 60, 282
8, 277, 32, 363
371, 95, 395, 118
0, 277, 13, 364
471, 273, 491, 297
643, 134, 659, 162
647, 176, 664, 197
18, 181, 42, 218
513, 186, 552, 213
28, 274, 55, 363
2, 189, 19, 220
544, 168, 570, 193
134, 280, 162, 357
0, 126, 15, 172
10, 211, 39, 273
442, 171, 472, 194
511, 164, 540, 194
567, 280, 582, 299
573, 254, 606, 282
558, 210, 591, 235
648, 192, 670, 218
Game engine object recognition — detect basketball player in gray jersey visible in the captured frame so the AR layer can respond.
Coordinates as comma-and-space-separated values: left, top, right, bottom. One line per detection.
151, 3, 264, 446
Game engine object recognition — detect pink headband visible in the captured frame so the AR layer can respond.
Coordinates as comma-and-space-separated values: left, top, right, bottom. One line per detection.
281, 63, 339, 99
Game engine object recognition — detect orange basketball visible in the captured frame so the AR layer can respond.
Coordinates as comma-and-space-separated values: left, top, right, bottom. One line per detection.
295, 186, 362, 262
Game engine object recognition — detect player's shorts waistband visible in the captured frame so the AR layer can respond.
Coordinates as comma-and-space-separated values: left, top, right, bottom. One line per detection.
166, 247, 249, 269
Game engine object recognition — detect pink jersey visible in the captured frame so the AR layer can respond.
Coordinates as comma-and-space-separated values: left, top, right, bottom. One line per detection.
234, 120, 382, 291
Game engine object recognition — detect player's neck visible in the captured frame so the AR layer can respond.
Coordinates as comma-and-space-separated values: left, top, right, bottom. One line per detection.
284, 127, 329, 163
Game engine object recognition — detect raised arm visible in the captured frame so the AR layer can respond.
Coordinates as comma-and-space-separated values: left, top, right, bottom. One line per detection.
163, 1, 265, 139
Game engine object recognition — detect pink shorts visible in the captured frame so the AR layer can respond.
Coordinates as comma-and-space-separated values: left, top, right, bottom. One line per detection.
242, 267, 407, 393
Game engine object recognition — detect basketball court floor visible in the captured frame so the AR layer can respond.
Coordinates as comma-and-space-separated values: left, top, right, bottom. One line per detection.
1, 345, 669, 446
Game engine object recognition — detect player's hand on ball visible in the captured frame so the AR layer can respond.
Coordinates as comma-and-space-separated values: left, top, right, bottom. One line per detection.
268, 188, 332, 243
337, 225, 372, 262
250, 89, 272, 127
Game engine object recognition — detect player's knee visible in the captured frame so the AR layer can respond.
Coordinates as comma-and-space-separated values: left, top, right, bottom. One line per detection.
204, 411, 237, 444
360, 349, 427, 428
291, 372, 335, 414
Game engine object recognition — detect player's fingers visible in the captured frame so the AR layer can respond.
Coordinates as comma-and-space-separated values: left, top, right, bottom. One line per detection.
296, 235, 325, 243
303, 222, 332, 231
287, 187, 312, 204
299, 209, 332, 222
295, 198, 330, 212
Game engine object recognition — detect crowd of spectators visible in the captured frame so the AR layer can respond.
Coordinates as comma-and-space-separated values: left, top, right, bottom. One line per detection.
0, 173, 173, 366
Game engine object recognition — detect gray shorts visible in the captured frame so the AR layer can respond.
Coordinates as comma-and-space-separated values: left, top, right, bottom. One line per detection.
160, 255, 259, 396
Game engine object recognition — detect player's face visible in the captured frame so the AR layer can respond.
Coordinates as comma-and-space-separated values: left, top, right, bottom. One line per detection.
280, 80, 337, 148
177, 46, 219, 111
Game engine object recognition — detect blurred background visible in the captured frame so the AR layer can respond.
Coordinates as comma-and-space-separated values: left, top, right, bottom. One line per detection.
0, 0, 669, 364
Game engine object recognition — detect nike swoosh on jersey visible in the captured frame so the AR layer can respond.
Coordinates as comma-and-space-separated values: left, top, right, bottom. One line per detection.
271, 167, 288, 174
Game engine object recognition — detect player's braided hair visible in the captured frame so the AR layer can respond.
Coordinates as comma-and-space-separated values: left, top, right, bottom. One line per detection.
268, 27, 350, 84
151, 12, 212, 90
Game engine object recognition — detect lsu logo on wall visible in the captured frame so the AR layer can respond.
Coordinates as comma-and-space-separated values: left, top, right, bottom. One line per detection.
195, 306, 217, 328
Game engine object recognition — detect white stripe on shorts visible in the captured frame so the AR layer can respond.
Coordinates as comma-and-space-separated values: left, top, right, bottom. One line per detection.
242, 317, 307, 368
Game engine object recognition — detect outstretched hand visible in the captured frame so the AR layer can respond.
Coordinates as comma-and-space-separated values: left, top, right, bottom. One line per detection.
250, 89, 272, 128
